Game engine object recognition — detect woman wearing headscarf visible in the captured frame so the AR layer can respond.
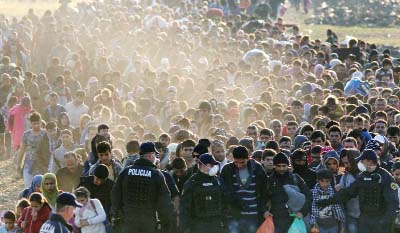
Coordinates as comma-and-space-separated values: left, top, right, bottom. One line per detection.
41, 173, 61, 209
19, 175, 43, 199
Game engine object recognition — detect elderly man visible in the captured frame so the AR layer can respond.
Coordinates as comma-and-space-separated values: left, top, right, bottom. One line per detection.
56, 151, 83, 192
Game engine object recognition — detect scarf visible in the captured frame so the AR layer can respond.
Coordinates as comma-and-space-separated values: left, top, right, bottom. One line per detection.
29, 175, 43, 196
41, 173, 59, 208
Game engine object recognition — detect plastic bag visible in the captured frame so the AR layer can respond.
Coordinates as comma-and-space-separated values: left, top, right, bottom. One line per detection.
256, 216, 274, 233
288, 218, 307, 233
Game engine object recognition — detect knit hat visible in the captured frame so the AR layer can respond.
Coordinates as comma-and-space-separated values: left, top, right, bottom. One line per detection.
291, 149, 307, 161
317, 169, 333, 180
193, 144, 208, 157
365, 139, 381, 151
373, 135, 386, 144
232, 146, 249, 159
273, 152, 290, 165
356, 149, 378, 162
94, 164, 109, 179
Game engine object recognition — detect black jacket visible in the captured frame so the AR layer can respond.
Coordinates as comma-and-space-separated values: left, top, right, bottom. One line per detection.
220, 159, 268, 220
78, 176, 114, 219
180, 172, 225, 231
293, 165, 317, 190
328, 166, 398, 222
268, 171, 312, 218
161, 170, 180, 198
111, 158, 174, 223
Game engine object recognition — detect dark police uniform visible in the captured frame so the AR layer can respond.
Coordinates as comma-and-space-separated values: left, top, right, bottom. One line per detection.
180, 172, 224, 233
319, 165, 399, 233
111, 158, 174, 233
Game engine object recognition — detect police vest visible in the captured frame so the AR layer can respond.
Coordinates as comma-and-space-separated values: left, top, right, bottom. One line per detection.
126, 167, 154, 208
358, 171, 384, 212
191, 176, 223, 218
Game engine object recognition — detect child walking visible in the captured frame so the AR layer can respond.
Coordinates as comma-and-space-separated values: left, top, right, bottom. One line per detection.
310, 169, 345, 233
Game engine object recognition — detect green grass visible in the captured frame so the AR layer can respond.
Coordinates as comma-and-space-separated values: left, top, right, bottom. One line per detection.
283, 8, 400, 47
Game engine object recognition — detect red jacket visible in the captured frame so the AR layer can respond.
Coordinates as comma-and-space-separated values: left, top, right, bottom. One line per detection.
17, 204, 52, 233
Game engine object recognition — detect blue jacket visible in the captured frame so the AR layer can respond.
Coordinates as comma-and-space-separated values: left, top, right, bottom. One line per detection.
40, 213, 73, 233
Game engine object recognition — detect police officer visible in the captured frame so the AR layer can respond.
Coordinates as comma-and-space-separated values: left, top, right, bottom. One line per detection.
180, 153, 224, 233
111, 142, 175, 233
318, 149, 399, 233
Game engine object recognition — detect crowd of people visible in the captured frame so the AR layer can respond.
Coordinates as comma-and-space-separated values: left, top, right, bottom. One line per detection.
0, 0, 400, 233
308, 0, 400, 27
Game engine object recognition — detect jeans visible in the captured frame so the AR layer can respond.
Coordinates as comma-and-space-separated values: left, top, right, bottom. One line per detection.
273, 215, 293, 233
346, 215, 359, 233
359, 215, 393, 233
228, 216, 259, 233
23, 164, 33, 188
319, 224, 338, 233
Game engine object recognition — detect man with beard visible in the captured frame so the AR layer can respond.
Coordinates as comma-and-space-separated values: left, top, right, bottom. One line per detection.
291, 148, 316, 189
268, 152, 311, 233
56, 152, 83, 192
88, 141, 123, 181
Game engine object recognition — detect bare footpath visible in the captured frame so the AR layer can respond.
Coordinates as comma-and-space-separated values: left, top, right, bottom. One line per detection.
0, 157, 24, 211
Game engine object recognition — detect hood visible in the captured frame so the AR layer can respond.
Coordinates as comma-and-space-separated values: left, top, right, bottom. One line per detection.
323, 150, 339, 165
293, 135, 308, 150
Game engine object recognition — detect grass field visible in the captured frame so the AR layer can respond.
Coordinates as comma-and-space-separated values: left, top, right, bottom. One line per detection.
283, 8, 400, 47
